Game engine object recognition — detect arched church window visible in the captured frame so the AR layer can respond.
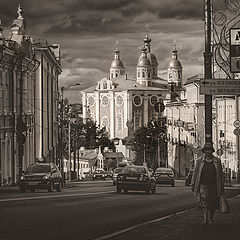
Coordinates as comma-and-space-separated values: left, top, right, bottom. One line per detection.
101, 96, 109, 107
133, 95, 142, 107
134, 116, 141, 130
116, 73, 118, 77
117, 116, 123, 130
148, 72, 151, 78
178, 70, 181, 79
101, 116, 109, 128
116, 95, 123, 107
88, 96, 95, 107
142, 72, 145, 78
103, 82, 107, 89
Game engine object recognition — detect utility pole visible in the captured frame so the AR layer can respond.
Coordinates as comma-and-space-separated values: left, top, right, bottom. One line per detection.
236, 96, 240, 183
204, 0, 213, 143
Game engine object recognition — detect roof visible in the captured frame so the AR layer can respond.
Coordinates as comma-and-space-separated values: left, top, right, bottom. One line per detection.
111, 59, 124, 68
81, 75, 168, 93
104, 152, 125, 158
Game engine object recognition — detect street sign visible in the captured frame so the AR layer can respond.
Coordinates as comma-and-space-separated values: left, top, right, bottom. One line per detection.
217, 149, 224, 156
200, 78, 240, 95
230, 28, 240, 73
233, 120, 240, 128
233, 128, 240, 136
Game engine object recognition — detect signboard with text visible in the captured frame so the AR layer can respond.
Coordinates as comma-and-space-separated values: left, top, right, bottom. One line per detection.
230, 28, 240, 73
200, 78, 240, 95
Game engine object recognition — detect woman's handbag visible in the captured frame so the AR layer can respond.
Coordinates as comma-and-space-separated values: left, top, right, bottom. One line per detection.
219, 195, 230, 214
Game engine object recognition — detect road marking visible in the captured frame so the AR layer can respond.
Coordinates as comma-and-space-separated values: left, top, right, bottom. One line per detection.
0, 191, 114, 203
94, 208, 196, 240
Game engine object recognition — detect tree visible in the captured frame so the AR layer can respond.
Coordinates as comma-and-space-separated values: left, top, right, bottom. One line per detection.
133, 120, 167, 170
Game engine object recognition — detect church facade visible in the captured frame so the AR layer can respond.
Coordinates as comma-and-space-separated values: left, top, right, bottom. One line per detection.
81, 32, 183, 157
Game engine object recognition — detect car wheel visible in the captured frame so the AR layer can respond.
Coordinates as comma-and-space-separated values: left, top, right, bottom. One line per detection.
56, 181, 62, 192
30, 188, 35, 193
48, 181, 54, 192
116, 186, 121, 193
113, 181, 116, 186
93, 178, 95, 181
123, 189, 128, 194
103, 178, 106, 181
19, 187, 26, 193
172, 181, 175, 187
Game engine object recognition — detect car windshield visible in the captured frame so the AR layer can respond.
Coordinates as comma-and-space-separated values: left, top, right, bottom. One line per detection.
26, 165, 51, 173
123, 167, 146, 174
155, 168, 173, 174
114, 168, 123, 174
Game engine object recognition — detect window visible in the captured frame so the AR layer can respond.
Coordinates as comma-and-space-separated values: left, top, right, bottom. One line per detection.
142, 72, 145, 78
116, 73, 118, 77
116, 95, 123, 107
117, 116, 123, 130
138, 72, 140, 78
150, 95, 158, 106
134, 116, 141, 130
101, 96, 109, 107
111, 73, 113, 79
148, 72, 151, 78
133, 95, 142, 107
103, 82, 107, 89
102, 116, 109, 128
88, 96, 95, 107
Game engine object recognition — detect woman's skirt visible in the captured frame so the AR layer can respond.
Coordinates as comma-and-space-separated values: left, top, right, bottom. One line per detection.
198, 184, 219, 210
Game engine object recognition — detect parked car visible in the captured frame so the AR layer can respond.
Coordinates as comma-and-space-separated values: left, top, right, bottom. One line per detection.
185, 169, 193, 186
154, 167, 175, 187
18, 162, 62, 193
116, 165, 156, 194
92, 170, 106, 181
112, 167, 124, 186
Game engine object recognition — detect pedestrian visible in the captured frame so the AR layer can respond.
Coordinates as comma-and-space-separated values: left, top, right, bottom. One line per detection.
191, 142, 225, 224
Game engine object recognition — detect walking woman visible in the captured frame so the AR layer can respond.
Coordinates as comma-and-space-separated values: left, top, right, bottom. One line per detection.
191, 142, 225, 224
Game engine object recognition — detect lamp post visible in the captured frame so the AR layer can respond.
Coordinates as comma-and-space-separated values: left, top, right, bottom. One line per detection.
60, 83, 82, 181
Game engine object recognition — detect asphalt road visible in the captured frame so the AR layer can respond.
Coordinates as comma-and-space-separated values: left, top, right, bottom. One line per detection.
0, 180, 238, 240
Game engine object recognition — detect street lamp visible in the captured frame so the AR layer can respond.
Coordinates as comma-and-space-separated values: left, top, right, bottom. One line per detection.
60, 82, 82, 182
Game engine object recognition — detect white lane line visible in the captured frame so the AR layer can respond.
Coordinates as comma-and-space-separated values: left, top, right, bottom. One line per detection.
0, 191, 114, 203
94, 208, 196, 240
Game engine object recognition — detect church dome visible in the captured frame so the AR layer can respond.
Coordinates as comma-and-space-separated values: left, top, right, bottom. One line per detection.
147, 52, 158, 66
138, 48, 151, 67
168, 49, 182, 69
110, 58, 124, 68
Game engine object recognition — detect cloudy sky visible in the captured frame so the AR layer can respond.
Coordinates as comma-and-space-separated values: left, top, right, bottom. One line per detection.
0, 0, 225, 102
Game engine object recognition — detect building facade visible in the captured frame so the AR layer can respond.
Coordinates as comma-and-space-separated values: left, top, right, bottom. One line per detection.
81, 32, 172, 159
0, 5, 61, 185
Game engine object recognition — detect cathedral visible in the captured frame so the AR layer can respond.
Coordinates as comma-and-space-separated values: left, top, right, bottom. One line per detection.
81, 31, 183, 157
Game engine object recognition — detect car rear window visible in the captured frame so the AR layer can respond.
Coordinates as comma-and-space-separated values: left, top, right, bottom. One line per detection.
123, 167, 146, 174
26, 165, 51, 173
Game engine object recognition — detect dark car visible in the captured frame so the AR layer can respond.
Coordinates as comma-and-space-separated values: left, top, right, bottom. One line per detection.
112, 167, 124, 186
93, 170, 106, 181
18, 163, 62, 193
116, 165, 156, 194
154, 167, 175, 187
185, 169, 193, 186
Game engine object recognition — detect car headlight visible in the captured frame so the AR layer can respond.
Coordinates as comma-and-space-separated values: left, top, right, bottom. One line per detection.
93, 175, 96, 177
20, 175, 25, 180
43, 175, 50, 180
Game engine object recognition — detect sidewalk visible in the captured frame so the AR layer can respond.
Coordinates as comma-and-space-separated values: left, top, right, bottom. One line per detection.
108, 189, 240, 240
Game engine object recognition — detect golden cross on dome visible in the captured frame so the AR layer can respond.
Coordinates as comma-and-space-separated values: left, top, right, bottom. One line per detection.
173, 39, 177, 50
115, 40, 119, 50
145, 24, 149, 37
